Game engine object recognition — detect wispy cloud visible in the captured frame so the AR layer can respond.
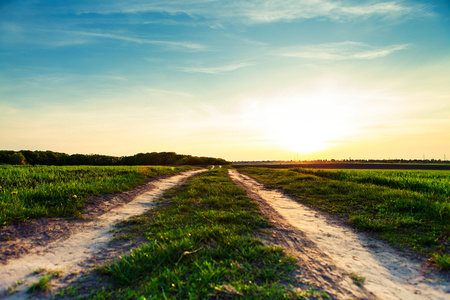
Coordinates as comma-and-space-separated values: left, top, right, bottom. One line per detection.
143, 87, 194, 98
58, 30, 206, 50
180, 62, 252, 74
74, 0, 431, 24
0, 23, 207, 50
239, 0, 431, 23
279, 41, 410, 60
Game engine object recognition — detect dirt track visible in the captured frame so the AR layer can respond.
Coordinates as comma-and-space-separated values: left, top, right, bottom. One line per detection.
1, 168, 449, 299
228, 169, 450, 300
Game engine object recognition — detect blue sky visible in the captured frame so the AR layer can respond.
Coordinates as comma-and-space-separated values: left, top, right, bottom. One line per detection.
1, 0, 449, 161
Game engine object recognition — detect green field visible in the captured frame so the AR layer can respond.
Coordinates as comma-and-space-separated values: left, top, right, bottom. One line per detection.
0, 165, 192, 226
238, 167, 450, 270
66, 168, 321, 299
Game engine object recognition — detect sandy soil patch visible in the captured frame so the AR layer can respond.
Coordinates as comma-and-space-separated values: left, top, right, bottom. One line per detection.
0, 169, 205, 299
229, 169, 450, 300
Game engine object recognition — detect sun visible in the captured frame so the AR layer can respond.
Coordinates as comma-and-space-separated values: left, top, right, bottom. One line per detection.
265, 111, 349, 154
240, 84, 359, 155
268, 126, 334, 154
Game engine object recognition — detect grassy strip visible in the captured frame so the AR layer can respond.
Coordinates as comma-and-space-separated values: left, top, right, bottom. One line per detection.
238, 167, 450, 270
292, 168, 450, 199
82, 168, 321, 299
0, 165, 192, 226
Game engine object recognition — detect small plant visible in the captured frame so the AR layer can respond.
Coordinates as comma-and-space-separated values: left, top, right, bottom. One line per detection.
434, 253, 450, 270
112, 233, 135, 241
55, 285, 80, 297
48, 267, 64, 278
28, 274, 51, 293
28, 267, 65, 293
6, 279, 26, 295
349, 272, 366, 287
33, 267, 47, 274
6, 286, 19, 295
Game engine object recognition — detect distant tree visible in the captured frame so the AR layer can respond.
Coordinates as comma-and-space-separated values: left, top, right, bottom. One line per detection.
0, 150, 230, 166
159, 152, 179, 165
0, 151, 15, 164
9, 152, 26, 165
44, 151, 59, 165
20, 150, 38, 165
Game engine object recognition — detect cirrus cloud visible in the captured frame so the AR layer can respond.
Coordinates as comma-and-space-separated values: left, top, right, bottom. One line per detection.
278, 41, 410, 60
73, 0, 431, 24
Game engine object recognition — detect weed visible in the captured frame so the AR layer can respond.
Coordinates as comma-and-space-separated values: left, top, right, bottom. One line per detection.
33, 267, 46, 274
55, 285, 80, 297
434, 253, 450, 270
27, 267, 65, 294
28, 274, 51, 293
112, 233, 136, 241
349, 272, 366, 287
6, 279, 25, 295
49, 268, 64, 278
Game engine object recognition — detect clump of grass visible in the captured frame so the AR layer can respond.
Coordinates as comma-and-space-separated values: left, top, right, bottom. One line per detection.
6, 279, 26, 295
33, 267, 64, 277
112, 233, 136, 241
27, 267, 65, 294
54, 285, 80, 297
86, 169, 312, 299
434, 253, 450, 270
28, 274, 52, 293
239, 167, 450, 269
349, 272, 366, 287
33, 267, 47, 274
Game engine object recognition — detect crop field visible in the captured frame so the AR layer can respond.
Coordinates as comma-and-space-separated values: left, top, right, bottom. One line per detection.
238, 167, 450, 270
0, 165, 192, 226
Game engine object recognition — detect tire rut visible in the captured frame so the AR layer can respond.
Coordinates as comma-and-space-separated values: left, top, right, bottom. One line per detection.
228, 169, 450, 300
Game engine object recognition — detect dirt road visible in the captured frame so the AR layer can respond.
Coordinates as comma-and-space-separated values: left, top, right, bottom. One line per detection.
1, 168, 449, 299
228, 169, 450, 300
0, 169, 205, 299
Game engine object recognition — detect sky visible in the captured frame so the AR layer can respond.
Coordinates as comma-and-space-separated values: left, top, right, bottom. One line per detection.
1, 0, 449, 161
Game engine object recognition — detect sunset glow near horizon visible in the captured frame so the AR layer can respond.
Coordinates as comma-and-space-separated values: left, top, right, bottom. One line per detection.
1, 1, 449, 161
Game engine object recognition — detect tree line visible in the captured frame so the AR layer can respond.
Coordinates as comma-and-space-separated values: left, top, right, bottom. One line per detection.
0, 150, 230, 166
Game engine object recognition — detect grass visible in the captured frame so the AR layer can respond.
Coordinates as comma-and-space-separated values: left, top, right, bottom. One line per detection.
349, 272, 366, 287
27, 267, 66, 293
0, 165, 192, 226
73, 168, 321, 299
28, 274, 52, 293
293, 168, 450, 199
6, 279, 25, 295
238, 167, 450, 270
434, 253, 450, 270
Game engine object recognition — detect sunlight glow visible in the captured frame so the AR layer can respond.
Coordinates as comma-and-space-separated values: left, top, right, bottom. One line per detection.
240, 81, 361, 154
